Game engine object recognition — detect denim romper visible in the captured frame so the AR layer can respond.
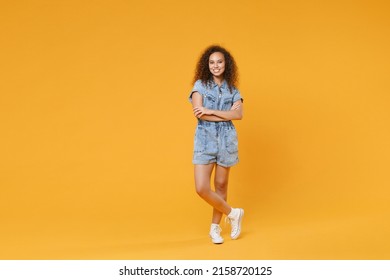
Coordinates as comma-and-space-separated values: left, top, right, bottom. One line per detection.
189, 79, 243, 167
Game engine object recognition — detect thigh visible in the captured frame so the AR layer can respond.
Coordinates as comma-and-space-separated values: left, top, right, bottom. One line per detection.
194, 164, 215, 191
214, 164, 230, 189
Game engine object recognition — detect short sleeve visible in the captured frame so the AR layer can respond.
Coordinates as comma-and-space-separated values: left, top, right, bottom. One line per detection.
232, 88, 244, 103
188, 80, 204, 103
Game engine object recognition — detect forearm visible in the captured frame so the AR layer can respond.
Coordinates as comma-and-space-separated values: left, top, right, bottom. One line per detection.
209, 109, 242, 120
198, 115, 226, 122
191, 91, 243, 121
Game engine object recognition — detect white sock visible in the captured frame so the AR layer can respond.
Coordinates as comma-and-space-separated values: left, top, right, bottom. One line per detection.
228, 208, 237, 219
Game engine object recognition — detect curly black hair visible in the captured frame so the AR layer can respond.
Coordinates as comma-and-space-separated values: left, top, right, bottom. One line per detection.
193, 45, 238, 93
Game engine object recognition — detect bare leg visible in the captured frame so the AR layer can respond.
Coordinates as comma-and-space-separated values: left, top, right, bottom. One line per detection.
212, 164, 230, 224
194, 164, 232, 215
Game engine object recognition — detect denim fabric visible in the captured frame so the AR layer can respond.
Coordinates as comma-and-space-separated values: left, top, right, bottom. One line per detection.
189, 79, 243, 167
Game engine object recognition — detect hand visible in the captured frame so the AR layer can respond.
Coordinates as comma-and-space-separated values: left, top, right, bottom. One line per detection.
193, 106, 211, 118
231, 103, 241, 110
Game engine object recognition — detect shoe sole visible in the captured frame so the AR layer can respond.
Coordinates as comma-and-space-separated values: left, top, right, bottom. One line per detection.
231, 209, 244, 240
210, 235, 224, 244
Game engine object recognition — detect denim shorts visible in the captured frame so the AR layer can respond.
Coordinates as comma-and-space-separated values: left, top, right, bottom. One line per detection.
192, 120, 239, 167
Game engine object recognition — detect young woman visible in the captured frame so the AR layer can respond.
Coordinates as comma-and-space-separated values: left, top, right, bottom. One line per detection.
188, 45, 244, 244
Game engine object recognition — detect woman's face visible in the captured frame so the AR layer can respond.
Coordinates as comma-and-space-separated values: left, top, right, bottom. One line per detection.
209, 52, 225, 78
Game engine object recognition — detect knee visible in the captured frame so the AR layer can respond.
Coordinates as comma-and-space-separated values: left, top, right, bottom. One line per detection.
214, 179, 228, 193
195, 185, 209, 198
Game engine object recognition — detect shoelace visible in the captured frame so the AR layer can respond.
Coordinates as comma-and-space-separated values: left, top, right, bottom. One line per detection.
211, 225, 222, 235
213, 225, 222, 233
225, 216, 238, 233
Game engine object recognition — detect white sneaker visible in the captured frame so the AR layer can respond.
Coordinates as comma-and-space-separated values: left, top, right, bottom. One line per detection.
227, 208, 244, 239
209, 224, 224, 244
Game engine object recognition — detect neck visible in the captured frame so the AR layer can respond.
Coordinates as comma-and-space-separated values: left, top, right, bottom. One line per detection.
213, 76, 224, 86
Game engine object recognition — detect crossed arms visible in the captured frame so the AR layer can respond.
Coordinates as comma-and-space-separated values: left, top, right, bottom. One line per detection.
191, 91, 243, 122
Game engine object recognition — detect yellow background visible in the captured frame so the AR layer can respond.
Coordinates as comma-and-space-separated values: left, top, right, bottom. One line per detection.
1, 0, 389, 259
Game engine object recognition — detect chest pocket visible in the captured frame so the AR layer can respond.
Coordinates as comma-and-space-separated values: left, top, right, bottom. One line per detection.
203, 93, 216, 109
221, 95, 234, 110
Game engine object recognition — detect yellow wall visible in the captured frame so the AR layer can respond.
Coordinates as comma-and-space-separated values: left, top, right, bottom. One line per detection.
1, 0, 389, 259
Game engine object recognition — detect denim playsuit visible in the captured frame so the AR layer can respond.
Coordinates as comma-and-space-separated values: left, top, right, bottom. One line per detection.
189, 79, 243, 167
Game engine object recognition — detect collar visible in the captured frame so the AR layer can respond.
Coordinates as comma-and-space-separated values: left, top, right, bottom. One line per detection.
210, 79, 228, 89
